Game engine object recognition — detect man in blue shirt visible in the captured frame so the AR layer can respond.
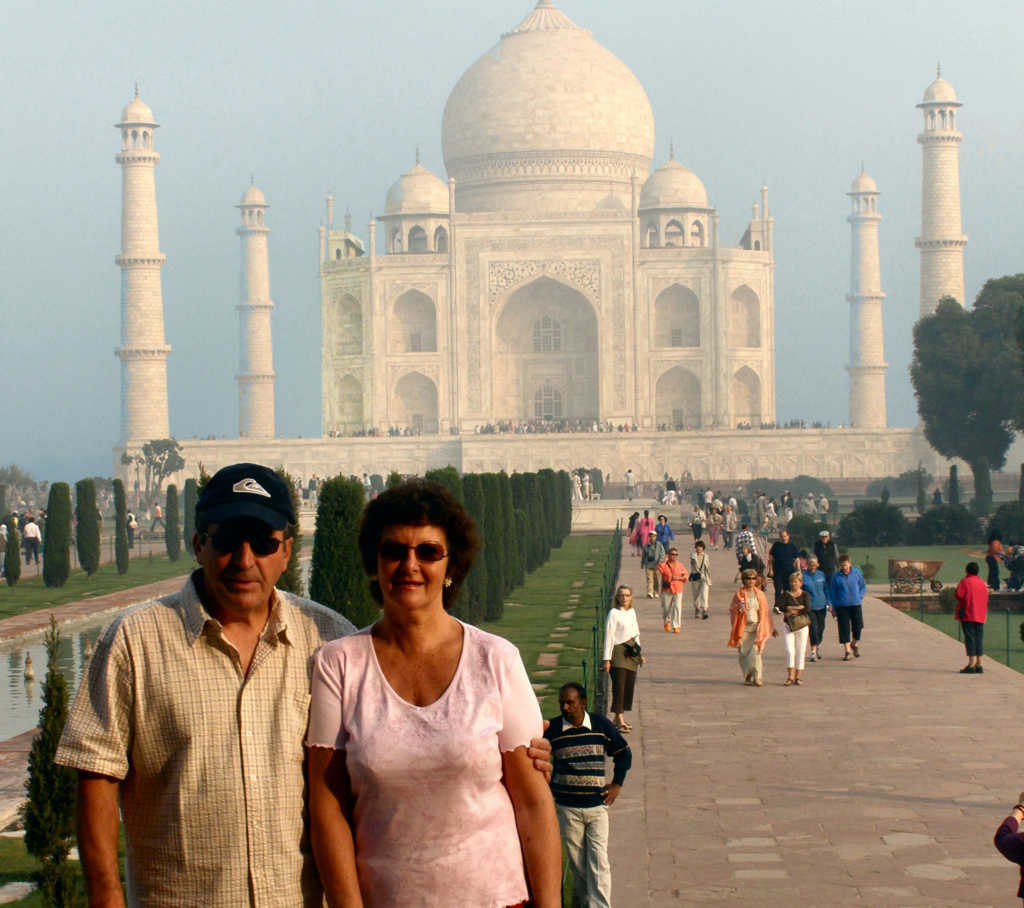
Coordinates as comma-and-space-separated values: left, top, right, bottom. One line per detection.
802, 554, 830, 662
830, 554, 867, 661
655, 513, 675, 548
545, 682, 631, 908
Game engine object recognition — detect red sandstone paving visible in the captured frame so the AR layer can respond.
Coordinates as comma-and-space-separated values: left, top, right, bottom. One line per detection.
608, 543, 1020, 905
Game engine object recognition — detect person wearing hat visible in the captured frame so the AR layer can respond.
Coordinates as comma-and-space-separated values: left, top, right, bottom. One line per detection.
640, 530, 666, 598
728, 568, 777, 686
657, 546, 689, 632
814, 529, 840, 585
56, 463, 553, 906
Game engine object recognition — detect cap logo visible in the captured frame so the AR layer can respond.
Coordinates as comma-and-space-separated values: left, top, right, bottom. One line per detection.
232, 478, 271, 498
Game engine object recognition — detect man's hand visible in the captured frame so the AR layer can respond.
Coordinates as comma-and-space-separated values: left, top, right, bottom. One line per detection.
602, 660, 611, 673
528, 725, 553, 782
601, 783, 622, 806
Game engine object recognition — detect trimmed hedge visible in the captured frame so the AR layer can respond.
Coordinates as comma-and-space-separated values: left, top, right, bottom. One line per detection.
113, 479, 129, 575
43, 483, 72, 587
164, 485, 180, 562
275, 468, 304, 595
182, 479, 198, 551
5, 517, 21, 587
909, 505, 981, 545
481, 473, 505, 620
74, 479, 100, 577
991, 502, 1024, 544
836, 501, 908, 547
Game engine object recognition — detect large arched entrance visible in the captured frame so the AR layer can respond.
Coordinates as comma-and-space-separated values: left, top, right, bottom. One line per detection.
493, 276, 598, 422
335, 375, 363, 434
389, 290, 437, 353
393, 372, 438, 433
655, 367, 701, 429
732, 366, 762, 426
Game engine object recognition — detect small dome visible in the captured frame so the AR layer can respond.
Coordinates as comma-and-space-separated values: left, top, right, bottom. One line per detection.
850, 172, 877, 194
385, 163, 448, 215
240, 184, 266, 206
922, 76, 957, 104
639, 158, 709, 210
119, 96, 155, 125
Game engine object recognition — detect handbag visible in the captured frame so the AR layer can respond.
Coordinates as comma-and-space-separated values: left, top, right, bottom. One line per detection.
785, 611, 811, 632
623, 638, 642, 663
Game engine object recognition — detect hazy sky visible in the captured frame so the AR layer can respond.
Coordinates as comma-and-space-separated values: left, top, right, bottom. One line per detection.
3, 0, 1022, 482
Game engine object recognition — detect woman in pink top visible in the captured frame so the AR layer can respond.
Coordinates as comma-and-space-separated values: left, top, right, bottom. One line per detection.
306, 480, 561, 907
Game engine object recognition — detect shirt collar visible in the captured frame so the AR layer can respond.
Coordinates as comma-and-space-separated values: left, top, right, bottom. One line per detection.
182, 571, 293, 648
565, 712, 592, 731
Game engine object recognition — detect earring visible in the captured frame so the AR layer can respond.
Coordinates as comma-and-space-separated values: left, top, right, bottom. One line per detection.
443, 577, 453, 588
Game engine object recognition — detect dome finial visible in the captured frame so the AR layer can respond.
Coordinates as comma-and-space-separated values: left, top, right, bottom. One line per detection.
250, 173, 255, 186
536, 0, 555, 7
669, 140, 675, 161
415, 145, 421, 165
134, 81, 139, 99
937, 61, 941, 78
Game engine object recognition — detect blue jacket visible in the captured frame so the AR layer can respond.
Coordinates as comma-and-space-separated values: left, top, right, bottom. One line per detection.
655, 523, 674, 546
830, 567, 866, 606
802, 569, 829, 610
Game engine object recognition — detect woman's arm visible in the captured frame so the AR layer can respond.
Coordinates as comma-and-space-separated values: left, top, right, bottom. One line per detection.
307, 747, 364, 908
502, 746, 562, 908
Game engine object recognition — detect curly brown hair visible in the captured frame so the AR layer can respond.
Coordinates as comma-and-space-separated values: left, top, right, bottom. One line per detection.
358, 479, 480, 609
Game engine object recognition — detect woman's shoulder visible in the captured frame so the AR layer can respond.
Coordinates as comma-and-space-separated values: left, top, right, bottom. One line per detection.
461, 621, 522, 662
316, 625, 373, 660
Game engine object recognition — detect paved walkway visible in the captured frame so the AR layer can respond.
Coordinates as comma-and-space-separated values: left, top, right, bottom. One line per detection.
607, 543, 1021, 905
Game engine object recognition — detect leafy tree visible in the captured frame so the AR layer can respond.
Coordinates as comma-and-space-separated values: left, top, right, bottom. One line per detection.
274, 468, 303, 595
947, 464, 961, 508
5, 516, 21, 587
425, 466, 463, 502
74, 479, 100, 577
0, 483, 6, 518
481, 474, 505, 620
43, 484, 72, 587
309, 476, 377, 627
991, 502, 1024, 544
22, 617, 81, 906
164, 485, 180, 562
912, 282, 1024, 518
113, 479, 130, 575
462, 474, 488, 624
386, 471, 403, 489
866, 468, 932, 500
836, 501, 908, 546
910, 505, 981, 545
557, 470, 573, 541
786, 514, 829, 550
182, 479, 198, 553
124, 438, 186, 507
747, 476, 836, 500
916, 467, 928, 516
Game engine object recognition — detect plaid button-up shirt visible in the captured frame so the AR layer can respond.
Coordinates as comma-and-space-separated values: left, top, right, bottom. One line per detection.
56, 573, 355, 907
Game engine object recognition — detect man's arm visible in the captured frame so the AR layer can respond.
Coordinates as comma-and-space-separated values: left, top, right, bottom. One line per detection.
77, 772, 125, 908
602, 719, 632, 805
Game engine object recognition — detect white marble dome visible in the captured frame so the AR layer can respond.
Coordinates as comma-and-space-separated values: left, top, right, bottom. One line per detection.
240, 184, 266, 206
922, 76, 957, 104
441, 0, 655, 212
119, 96, 155, 125
640, 158, 709, 210
849, 172, 877, 194
385, 163, 449, 215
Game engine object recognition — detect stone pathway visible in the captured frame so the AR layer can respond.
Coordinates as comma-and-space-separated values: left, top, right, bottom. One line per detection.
608, 543, 1021, 905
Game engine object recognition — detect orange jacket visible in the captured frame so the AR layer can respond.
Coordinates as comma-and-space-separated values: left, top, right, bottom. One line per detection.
657, 558, 688, 593
728, 587, 773, 650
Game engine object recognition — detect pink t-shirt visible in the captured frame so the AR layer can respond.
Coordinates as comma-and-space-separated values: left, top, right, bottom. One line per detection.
307, 621, 541, 907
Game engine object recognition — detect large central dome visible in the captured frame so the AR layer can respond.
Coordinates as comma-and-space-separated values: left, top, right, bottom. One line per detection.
442, 0, 656, 213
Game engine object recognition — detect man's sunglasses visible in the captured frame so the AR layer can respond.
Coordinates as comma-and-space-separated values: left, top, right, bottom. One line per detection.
203, 526, 283, 557
378, 540, 449, 563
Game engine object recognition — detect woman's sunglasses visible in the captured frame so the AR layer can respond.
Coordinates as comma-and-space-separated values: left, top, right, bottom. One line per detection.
378, 541, 449, 563
203, 526, 283, 556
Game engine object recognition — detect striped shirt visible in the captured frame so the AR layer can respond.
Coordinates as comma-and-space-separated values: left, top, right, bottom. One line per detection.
544, 712, 632, 808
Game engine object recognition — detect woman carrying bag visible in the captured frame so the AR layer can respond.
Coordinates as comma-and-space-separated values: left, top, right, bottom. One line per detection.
603, 585, 644, 731
776, 571, 812, 685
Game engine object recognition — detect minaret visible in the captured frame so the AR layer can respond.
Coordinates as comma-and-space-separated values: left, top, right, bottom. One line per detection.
915, 68, 967, 316
236, 181, 276, 438
115, 90, 170, 444
847, 170, 887, 429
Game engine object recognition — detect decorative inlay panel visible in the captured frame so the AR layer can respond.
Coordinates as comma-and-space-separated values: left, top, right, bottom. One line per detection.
487, 259, 600, 302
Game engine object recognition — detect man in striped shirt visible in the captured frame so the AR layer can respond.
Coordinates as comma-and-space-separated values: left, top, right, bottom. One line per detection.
545, 682, 632, 907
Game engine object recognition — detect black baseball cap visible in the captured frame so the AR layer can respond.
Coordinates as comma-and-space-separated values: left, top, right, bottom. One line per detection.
196, 463, 295, 530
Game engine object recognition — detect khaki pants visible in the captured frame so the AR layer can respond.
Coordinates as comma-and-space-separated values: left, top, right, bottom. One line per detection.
644, 567, 659, 597
557, 804, 611, 908
738, 622, 762, 682
692, 580, 710, 615
661, 591, 683, 629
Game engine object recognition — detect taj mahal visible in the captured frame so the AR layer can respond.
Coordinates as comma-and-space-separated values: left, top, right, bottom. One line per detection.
112, 0, 970, 486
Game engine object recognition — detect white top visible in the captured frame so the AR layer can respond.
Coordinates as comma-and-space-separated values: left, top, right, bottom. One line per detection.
307, 621, 541, 908
603, 607, 640, 661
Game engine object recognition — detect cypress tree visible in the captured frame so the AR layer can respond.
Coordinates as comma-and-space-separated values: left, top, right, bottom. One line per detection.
481, 473, 505, 620
22, 617, 81, 905
164, 485, 180, 562
1019, 464, 1024, 503
387, 470, 403, 489
113, 479, 129, 575
514, 508, 528, 584
309, 476, 377, 627
75, 479, 100, 577
183, 478, 198, 553
43, 483, 72, 587
521, 473, 545, 571
424, 466, 468, 618
462, 474, 488, 624
538, 469, 560, 549
275, 468, 304, 595
947, 465, 961, 508
5, 517, 21, 587
499, 472, 520, 591
915, 467, 928, 516
0, 483, 6, 520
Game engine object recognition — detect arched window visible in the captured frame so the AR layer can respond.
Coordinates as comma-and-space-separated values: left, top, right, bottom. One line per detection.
664, 220, 684, 246
335, 248, 342, 260
653, 284, 700, 348
434, 226, 448, 253
131, 129, 138, 147
257, 211, 264, 225
534, 383, 563, 420
390, 229, 403, 254
532, 316, 561, 352
729, 285, 761, 348
690, 220, 705, 247
408, 226, 428, 253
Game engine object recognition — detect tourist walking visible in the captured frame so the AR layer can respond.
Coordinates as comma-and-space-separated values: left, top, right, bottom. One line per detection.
631, 510, 655, 557
768, 529, 799, 607
22, 518, 41, 565
734, 522, 755, 556
986, 531, 1004, 591
689, 539, 712, 619
728, 569, 777, 686
955, 562, 988, 674
626, 512, 640, 556
625, 468, 637, 501
723, 504, 738, 549
657, 547, 688, 633
689, 504, 705, 542
655, 513, 674, 548
735, 543, 765, 587
640, 531, 665, 598
776, 571, 811, 685
802, 555, 830, 662
603, 585, 644, 730
830, 554, 866, 661
815, 529, 839, 584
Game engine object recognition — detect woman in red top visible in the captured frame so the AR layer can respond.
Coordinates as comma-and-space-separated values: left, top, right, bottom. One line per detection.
955, 562, 989, 674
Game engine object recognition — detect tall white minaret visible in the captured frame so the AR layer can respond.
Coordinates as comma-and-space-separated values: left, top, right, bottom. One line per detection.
236, 181, 276, 438
847, 170, 887, 429
115, 89, 170, 444
915, 68, 967, 316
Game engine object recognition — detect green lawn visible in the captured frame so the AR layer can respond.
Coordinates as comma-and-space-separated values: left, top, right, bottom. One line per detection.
844, 544, 994, 586
908, 608, 1024, 673
0, 556, 191, 620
